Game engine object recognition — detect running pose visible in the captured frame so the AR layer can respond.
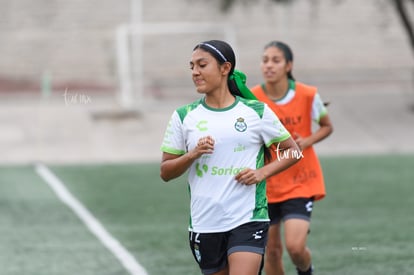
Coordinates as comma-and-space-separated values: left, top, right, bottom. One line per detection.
251, 41, 333, 275
160, 40, 300, 275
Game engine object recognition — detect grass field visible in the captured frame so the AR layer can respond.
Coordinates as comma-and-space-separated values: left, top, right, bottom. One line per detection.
0, 154, 413, 275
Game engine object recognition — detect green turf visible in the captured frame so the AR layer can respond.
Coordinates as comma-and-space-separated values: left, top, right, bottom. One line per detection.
308, 154, 414, 275
1, 154, 413, 274
49, 162, 198, 275
0, 166, 128, 275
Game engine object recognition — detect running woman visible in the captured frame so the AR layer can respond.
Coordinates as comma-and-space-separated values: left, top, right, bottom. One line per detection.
251, 41, 333, 275
160, 40, 301, 275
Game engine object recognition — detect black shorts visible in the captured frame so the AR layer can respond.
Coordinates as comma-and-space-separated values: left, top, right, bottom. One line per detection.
189, 221, 269, 275
268, 197, 314, 225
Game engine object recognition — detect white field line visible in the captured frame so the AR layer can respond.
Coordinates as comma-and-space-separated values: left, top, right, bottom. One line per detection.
35, 163, 148, 275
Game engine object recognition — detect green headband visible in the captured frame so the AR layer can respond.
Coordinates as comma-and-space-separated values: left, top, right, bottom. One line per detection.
229, 70, 257, 100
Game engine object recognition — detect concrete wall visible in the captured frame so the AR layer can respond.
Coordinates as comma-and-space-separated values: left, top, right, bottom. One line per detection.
0, 0, 412, 95
0, 0, 129, 90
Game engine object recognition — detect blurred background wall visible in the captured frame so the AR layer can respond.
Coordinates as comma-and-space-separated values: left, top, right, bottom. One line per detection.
0, 0, 413, 164
0, 0, 129, 92
0, 0, 412, 97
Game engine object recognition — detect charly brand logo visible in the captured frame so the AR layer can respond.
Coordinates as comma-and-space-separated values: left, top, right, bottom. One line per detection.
252, 230, 264, 240
305, 201, 313, 212
274, 142, 304, 161
196, 120, 208, 131
234, 117, 247, 132
63, 88, 92, 106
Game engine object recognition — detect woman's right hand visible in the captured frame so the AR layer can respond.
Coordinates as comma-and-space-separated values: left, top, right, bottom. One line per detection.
190, 135, 215, 159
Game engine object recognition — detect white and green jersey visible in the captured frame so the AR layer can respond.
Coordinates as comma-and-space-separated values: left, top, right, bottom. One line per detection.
161, 96, 290, 233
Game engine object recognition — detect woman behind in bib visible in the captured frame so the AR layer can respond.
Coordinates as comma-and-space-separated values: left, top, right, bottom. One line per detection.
251, 41, 333, 275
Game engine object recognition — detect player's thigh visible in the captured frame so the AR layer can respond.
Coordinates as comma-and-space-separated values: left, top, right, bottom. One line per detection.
281, 197, 313, 250
228, 251, 262, 275
266, 222, 283, 251
284, 219, 310, 250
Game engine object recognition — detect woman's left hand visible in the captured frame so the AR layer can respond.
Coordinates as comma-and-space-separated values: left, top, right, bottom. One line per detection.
294, 132, 310, 151
235, 168, 265, 185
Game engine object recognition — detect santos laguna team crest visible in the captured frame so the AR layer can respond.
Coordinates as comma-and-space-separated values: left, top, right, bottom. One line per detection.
234, 117, 247, 132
